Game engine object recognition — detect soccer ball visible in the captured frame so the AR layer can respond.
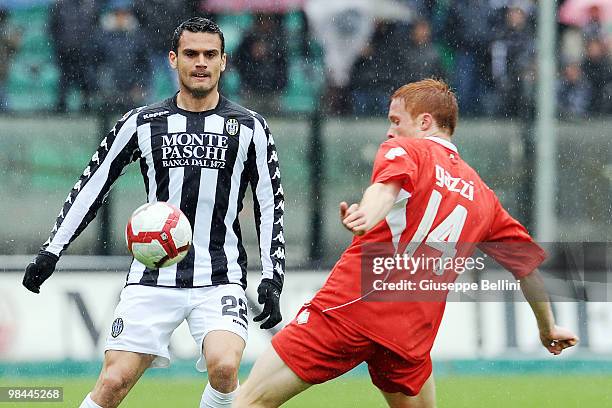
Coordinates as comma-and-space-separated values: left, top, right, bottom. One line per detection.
125, 202, 192, 269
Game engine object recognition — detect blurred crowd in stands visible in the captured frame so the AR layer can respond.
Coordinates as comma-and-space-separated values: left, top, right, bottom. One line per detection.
0, 0, 610, 118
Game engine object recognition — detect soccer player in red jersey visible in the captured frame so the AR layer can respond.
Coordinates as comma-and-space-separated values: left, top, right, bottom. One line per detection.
234, 79, 578, 408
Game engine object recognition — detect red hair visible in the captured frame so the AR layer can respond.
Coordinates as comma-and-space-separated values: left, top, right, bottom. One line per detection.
392, 78, 459, 135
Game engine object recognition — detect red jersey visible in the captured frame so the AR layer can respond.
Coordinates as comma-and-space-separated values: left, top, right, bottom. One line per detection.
310, 136, 545, 362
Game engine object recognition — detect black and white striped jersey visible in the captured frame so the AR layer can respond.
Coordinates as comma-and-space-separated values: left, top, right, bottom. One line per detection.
42, 95, 285, 289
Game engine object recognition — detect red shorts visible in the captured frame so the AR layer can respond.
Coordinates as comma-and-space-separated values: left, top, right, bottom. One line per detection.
271, 306, 432, 396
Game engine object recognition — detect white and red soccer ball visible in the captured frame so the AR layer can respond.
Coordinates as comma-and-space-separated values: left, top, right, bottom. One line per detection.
125, 202, 192, 269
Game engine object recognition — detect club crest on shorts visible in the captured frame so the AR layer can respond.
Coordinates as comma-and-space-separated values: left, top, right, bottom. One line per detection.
225, 118, 239, 136
297, 309, 310, 325
111, 318, 124, 338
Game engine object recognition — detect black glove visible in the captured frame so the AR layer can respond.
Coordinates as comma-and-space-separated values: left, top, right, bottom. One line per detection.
23, 251, 59, 294
253, 279, 282, 329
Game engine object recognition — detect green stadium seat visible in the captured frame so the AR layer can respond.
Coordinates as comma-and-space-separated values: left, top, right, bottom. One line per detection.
5, 6, 324, 114
7, 5, 57, 111
7, 53, 58, 111
217, 13, 253, 55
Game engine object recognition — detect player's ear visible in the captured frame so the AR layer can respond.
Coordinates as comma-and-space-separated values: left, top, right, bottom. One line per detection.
220, 53, 227, 73
169, 50, 178, 70
420, 113, 434, 131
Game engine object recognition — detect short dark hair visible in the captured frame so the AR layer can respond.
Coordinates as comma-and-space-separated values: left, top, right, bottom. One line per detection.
171, 17, 225, 54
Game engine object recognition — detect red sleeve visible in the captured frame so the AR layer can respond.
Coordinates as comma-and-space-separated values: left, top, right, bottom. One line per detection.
478, 197, 547, 278
371, 139, 419, 193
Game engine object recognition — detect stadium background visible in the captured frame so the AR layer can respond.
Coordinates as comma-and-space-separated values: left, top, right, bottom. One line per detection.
1, 0, 611, 406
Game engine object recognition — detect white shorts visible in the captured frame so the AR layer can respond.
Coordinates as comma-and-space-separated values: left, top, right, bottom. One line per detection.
104, 284, 248, 372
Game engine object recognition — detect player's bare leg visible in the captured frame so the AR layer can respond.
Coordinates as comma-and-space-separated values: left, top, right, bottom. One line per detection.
200, 330, 246, 407
380, 373, 436, 408
84, 350, 155, 408
233, 345, 311, 408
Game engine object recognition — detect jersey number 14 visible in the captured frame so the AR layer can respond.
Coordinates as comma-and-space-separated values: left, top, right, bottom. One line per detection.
401, 190, 467, 274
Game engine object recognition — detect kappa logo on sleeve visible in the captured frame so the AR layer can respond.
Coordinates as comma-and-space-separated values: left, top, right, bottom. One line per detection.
296, 309, 310, 325
384, 147, 407, 160
120, 110, 133, 121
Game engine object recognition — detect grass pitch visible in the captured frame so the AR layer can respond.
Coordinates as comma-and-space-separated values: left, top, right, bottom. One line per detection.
1, 375, 611, 407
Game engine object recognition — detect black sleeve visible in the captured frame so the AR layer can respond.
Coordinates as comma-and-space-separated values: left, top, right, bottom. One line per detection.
248, 115, 285, 289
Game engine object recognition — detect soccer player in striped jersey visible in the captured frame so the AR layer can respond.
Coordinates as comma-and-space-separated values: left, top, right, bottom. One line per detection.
22, 17, 284, 408
234, 79, 578, 407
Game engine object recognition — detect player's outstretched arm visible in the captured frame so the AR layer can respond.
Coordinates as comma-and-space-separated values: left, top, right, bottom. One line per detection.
22, 110, 140, 294
521, 270, 579, 355
249, 115, 284, 329
340, 180, 401, 236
